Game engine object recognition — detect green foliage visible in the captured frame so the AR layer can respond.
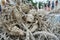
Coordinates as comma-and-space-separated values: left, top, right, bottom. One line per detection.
39, 2, 43, 9
27, 0, 44, 8
27, 0, 37, 7
32, 2, 37, 7
28, 0, 31, 1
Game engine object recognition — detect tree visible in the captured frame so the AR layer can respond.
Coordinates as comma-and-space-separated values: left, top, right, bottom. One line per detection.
39, 2, 43, 9
27, 0, 37, 8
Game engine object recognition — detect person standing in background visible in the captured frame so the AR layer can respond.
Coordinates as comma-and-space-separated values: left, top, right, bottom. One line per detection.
0, 3, 2, 16
55, 0, 58, 6
51, 1, 54, 9
44, 3, 47, 10
48, 1, 51, 11
0, 5, 2, 12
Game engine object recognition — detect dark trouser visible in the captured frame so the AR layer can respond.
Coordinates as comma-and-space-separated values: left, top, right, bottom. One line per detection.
0, 5, 1, 12
52, 6, 54, 9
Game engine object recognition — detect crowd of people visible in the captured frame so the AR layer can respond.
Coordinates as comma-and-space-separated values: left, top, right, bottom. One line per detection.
44, 0, 58, 11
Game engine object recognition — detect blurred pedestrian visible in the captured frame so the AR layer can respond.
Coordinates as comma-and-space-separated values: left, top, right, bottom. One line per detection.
0, 5, 2, 17
55, 0, 58, 6
52, 1, 54, 9
44, 3, 47, 10
48, 1, 50, 8
48, 1, 51, 11
0, 5, 2, 12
